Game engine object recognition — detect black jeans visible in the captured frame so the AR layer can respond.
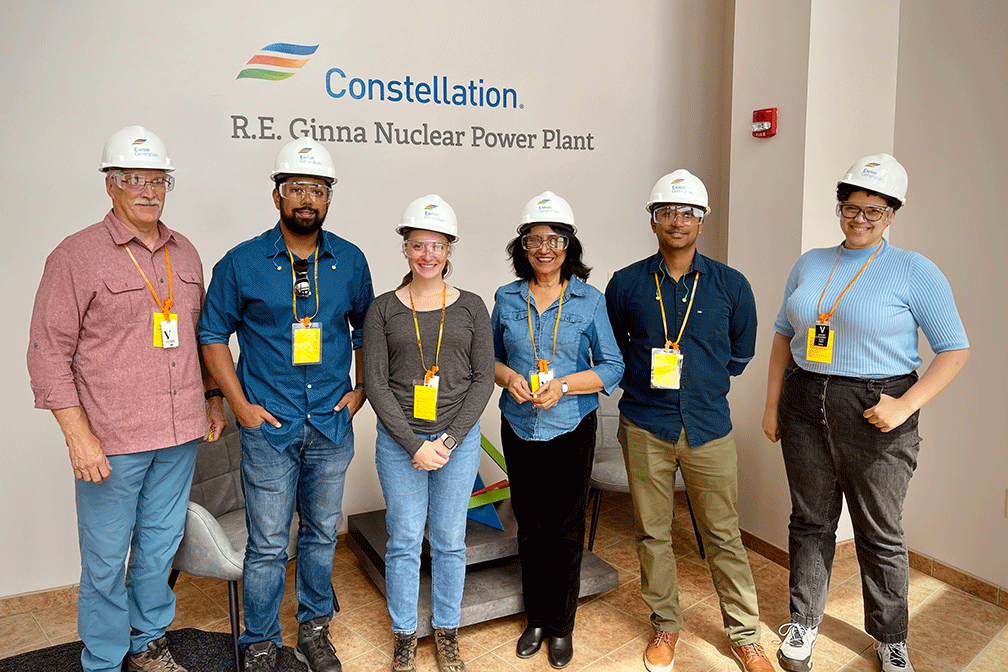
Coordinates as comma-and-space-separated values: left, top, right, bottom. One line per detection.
779, 362, 920, 643
501, 411, 597, 638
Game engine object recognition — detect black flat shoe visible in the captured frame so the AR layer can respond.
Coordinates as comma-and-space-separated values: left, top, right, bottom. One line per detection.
516, 624, 545, 658
548, 634, 573, 669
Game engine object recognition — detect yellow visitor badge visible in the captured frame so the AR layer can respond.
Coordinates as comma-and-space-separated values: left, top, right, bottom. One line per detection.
292, 322, 321, 365
413, 375, 439, 421
806, 323, 834, 363
651, 348, 682, 389
529, 368, 554, 393
153, 310, 179, 348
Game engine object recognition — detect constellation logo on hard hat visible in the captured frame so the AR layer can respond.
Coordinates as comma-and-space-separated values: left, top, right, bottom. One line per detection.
237, 43, 318, 81
859, 165, 888, 185
132, 139, 146, 145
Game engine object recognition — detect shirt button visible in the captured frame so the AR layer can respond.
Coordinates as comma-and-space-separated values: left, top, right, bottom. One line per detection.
172, 362, 176, 367
172, 390, 177, 395
160, 278, 164, 283
307, 384, 312, 389
307, 414, 311, 419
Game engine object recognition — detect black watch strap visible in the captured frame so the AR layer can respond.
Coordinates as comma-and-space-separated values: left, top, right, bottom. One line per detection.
204, 388, 224, 400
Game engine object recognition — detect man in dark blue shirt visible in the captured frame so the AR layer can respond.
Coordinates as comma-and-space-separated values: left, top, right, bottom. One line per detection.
605, 170, 771, 672
199, 139, 373, 672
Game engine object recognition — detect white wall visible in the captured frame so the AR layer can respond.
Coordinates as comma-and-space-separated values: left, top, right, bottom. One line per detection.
0, 0, 729, 599
728, 0, 1007, 590
892, 0, 1008, 588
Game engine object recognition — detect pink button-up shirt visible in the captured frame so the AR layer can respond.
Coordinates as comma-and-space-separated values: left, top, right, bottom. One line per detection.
28, 211, 209, 455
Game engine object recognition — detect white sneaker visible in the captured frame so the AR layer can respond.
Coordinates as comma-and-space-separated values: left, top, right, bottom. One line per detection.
777, 622, 817, 672
876, 641, 915, 671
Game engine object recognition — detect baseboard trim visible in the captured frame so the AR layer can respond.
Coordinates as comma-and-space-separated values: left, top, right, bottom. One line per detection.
0, 531, 352, 618
739, 529, 1007, 611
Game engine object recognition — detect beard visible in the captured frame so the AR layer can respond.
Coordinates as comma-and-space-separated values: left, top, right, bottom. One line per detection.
281, 206, 327, 236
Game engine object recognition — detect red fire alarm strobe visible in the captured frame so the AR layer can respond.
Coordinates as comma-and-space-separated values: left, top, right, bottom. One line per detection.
752, 108, 777, 138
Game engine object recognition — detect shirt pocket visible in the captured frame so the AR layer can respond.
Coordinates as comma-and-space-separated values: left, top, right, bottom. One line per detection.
173, 268, 204, 324
501, 310, 530, 350
100, 275, 151, 324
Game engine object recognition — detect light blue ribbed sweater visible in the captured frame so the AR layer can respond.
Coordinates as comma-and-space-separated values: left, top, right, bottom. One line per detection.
774, 239, 969, 378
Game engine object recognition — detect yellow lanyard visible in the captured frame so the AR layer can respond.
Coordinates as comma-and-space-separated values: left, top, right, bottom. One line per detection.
289, 246, 320, 327
654, 271, 699, 350
124, 243, 173, 320
527, 281, 566, 373
409, 283, 446, 384
815, 240, 883, 323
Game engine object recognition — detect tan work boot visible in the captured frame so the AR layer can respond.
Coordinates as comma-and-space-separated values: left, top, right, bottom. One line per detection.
391, 631, 417, 672
731, 642, 774, 672
125, 636, 187, 672
644, 630, 678, 672
433, 627, 466, 672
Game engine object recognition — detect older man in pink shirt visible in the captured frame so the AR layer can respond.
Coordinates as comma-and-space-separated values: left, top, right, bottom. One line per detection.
27, 126, 226, 672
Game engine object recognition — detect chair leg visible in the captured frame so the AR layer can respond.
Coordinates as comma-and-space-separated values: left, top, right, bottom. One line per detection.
228, 580, 241, 672
167, 569, 179, 590
332, 583, 340, 614
684, 490, 706, 559
587, 487, 602, 551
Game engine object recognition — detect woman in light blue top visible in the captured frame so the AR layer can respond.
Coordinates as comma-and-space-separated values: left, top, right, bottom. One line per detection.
491, 191, 623, 669
763, 154, 969, 672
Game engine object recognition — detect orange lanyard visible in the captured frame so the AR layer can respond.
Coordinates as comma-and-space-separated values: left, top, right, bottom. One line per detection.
289, 247, 320, 327
654, 271, 699, 350
527, 281, 566, 373
409, 283, 446, 384
815, 240, 883, 323
123, 243, 173, 320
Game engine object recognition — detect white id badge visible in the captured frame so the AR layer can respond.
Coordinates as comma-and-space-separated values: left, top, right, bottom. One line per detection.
651, 348, 682, 389
413, 376, 439, 421
292, 322, 322, 365
529, 368, 554, 393
160, 319, 179, 349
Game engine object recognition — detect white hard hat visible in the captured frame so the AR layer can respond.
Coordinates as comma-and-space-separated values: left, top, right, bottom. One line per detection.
99, 126, 174, 172
397, 194, 458, 242
271, 138, 337, 184
838, 153, 908, 205
519, 191, 577, 233
646, 169, 710, 214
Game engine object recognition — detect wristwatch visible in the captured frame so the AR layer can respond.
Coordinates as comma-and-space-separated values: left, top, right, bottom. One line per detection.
204, 388, 224, 400
442, 434, 459, 451
560, 379, 569, 394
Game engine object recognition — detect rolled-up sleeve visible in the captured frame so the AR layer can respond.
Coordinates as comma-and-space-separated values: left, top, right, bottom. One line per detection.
27, 247, 87, 410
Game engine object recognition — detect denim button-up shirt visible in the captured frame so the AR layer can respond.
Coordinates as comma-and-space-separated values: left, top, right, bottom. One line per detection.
491, 277, 624, 441
198, 223, 373, 451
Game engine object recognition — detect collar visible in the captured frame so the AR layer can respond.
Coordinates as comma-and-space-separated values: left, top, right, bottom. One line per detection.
504, 276, 588, 302
104, 210, 173, 250
647, 250, 710, 283
266, 222, 334, 260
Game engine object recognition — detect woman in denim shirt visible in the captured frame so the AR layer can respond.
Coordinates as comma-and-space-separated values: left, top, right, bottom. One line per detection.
491, 191, 624, 669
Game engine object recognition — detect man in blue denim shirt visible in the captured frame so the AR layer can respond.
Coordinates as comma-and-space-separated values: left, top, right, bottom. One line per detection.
605, 171, 770, 672
198, 139, 373, 672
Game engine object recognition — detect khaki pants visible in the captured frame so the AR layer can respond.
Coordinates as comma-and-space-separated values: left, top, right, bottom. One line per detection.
618, 415, 761, 645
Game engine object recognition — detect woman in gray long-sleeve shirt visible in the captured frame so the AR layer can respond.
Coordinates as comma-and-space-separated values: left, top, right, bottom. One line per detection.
362, 195, 494, 672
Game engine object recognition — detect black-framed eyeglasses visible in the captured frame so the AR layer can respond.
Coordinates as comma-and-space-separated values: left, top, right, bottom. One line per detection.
836, 202, 893, 222
293, 259, 312, 297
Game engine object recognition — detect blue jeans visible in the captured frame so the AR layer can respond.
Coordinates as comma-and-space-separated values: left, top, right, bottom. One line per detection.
779, 362, 920, 643
374, 421, 482, 634
239, 422, 354, 647
75, 441, 197, 672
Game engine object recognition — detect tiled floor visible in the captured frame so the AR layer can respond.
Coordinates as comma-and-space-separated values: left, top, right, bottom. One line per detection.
2, 491, 1005, 671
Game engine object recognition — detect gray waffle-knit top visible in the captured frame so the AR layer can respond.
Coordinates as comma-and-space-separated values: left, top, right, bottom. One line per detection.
362, 288, 495, 456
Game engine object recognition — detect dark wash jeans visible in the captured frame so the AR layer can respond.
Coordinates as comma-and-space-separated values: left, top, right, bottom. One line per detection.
779, 361, 920, 643
501, 410, 597, 638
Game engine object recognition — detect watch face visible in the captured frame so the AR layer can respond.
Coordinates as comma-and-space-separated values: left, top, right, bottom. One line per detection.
443, 435, 458, 451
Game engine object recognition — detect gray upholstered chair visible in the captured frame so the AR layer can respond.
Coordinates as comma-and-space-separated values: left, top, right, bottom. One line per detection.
587, 389, 705, 558
168, 409, 299, 672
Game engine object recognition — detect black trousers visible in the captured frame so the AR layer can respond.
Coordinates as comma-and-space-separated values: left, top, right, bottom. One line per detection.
501, 410, 597, 637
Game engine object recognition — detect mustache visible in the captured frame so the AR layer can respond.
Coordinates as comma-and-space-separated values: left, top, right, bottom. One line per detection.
133, 197, 162, 207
